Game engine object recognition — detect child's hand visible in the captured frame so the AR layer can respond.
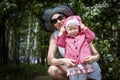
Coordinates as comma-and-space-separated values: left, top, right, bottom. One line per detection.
80, 23, 87, 30
63, 58, 76, 67
83, 56, 94, 63
58, 27, 66, 36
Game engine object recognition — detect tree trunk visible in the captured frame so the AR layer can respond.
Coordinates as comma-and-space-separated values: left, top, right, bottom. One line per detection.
0, 14, 9, 65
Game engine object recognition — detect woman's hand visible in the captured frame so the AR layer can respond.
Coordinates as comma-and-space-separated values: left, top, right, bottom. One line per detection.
62, 58, 76, 67
83, 56, 96, 64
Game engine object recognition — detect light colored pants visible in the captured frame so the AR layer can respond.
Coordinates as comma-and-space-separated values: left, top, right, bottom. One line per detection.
69, 62, 102, 80
87, 62, 102, 80
69, 73, 87, 80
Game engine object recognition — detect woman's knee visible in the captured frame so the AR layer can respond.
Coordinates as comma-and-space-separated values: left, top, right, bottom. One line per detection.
48, 66, 59, 76
48, 65, 68, 80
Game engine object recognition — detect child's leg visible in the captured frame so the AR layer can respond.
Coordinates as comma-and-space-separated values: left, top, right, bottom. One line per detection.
69, 74, 79, 80
78, 73, 87, 80
87, 62, 102, 80
69, 73, 87, 80
86, 63, 94, 73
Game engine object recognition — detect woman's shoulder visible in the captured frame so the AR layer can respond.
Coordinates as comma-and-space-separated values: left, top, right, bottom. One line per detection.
53, 30, 59, 34
53, 30, 59, 38
49, 30, 59, 40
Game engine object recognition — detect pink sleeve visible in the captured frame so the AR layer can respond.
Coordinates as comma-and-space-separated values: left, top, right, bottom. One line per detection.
84, 28, 95, 43
56, 35, 66, 47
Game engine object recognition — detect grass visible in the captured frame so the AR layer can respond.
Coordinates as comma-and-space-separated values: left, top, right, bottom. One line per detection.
0, 63, 49, 80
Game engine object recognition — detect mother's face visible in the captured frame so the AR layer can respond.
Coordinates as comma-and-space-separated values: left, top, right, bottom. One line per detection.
51, 13, 66, 30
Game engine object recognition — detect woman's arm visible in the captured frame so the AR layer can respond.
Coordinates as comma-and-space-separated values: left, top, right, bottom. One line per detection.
47, 34, 64, 65
89, 42, 100, 62
83, 42, 100, 63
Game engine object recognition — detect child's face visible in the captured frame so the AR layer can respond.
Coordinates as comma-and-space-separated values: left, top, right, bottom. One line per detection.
66, 23, 79, 37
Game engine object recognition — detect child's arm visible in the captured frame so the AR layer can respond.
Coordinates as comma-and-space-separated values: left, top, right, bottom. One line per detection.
56, 27, 66, 47
56, 36, 66, 47
80, 23, 95, 43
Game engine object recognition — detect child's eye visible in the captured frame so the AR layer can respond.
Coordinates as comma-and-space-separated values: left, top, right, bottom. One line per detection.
68, 29, 72, 31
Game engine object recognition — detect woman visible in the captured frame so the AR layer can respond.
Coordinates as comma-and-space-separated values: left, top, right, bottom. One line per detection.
41, 4, 102, 80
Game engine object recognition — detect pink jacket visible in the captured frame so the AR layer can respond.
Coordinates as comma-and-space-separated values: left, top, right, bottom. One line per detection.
56, 28, 95, 64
